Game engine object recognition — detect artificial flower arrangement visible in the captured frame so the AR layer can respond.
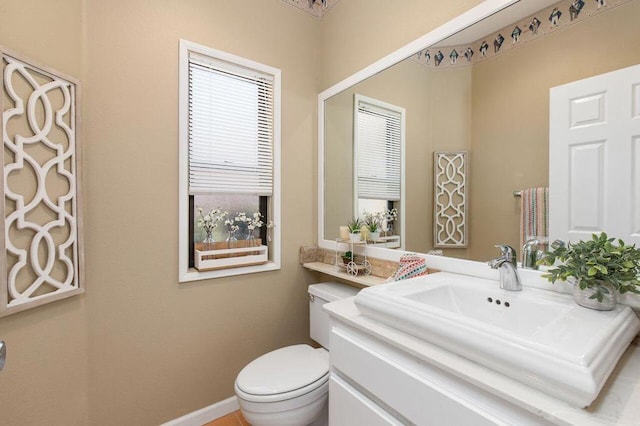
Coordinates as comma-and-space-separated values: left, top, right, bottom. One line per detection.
362, 208, 398, 237
197, 207, 227, 243
384, 208, 398, 234
222, 212, 264, 242
194, 209, 274, 271
198, 209, 274, 243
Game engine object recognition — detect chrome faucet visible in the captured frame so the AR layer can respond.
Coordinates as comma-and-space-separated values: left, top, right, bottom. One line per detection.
521, 238, 544, 270
488, 245, 522, 291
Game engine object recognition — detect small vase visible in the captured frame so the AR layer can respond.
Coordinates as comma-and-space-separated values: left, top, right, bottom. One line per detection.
369, 231, 380, 241
203, 230, 214, 244
202, 230, 215, 250
349, 232, 361, 242
386, 222, 394, 236
572, 279, 617, 311
247, 229, 260, 246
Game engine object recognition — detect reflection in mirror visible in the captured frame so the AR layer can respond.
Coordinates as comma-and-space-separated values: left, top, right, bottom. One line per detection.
322, 0, 640, 261
325, 93, 405, 248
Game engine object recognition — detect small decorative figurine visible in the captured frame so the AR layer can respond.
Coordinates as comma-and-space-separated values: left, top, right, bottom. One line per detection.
479, 41, 489, 57
434, 50, 444, 67
449, 49, 459, 64
494, 34, 505, 52
464, 47, 474, 62
528, 17, 541, 35
511, 26, 522, 44
549, 8, 562, 27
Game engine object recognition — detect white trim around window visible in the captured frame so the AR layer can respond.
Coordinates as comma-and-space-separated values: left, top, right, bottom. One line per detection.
178, 39, 281, 282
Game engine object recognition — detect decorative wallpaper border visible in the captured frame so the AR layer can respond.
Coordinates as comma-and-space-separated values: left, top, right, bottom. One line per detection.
413, 0, 633, 69
280, 0, 340, 18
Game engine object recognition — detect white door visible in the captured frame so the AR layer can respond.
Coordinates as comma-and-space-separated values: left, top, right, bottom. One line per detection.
549, 64, 640, 245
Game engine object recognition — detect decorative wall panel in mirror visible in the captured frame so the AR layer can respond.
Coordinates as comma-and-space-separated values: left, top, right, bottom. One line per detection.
434, 151, 467, 248
1, 47, 84, 317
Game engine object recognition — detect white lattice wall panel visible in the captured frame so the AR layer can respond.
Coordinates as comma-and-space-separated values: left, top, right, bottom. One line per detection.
434, 152, 467, 248
1, 48, 83, 317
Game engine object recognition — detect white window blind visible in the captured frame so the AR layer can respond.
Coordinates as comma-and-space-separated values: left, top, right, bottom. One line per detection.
355, 98, 402, 201
188, 52, 274, 195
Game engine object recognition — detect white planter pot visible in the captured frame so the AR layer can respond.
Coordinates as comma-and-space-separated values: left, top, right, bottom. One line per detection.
349, 233, 361, 242
573, 279, 617, 311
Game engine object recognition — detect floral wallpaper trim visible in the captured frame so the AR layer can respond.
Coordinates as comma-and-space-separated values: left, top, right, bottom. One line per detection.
413, 0, 632, 69
280, 0, 340, 18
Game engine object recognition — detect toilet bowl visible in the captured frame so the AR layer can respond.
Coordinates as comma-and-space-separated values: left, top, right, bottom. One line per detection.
234, 283, 359, 426
235, 345, 329, 426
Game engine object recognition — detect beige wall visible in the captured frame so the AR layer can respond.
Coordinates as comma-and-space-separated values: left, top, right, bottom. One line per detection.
0, 1, 489, 422
0, 1, 89, 425
324, 60, 471, 254
324, 60, 434, 244
5, 1, 635, 424
322, 0, 640, 262
468, 0, 640, 260
83, 0, 320, 424
0, 0, 320, 424
319, 0, 485, 90
324, 87, 354, 238
427, 67, 472, 257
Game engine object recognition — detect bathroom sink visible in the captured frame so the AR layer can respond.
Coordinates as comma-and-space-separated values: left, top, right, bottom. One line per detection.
354, 272, 640, 407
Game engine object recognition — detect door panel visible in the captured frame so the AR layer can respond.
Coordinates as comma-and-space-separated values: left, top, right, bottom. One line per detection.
550, 64, 640, 245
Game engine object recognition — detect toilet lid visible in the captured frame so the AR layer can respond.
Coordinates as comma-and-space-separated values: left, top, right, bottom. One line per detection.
236, 344, 329, 396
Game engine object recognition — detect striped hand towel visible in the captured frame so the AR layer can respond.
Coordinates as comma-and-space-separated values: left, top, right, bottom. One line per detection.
388, 253, 428, 282
519, 187, 549, 249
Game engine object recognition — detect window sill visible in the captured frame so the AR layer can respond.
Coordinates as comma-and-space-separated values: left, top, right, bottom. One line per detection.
180, 261, 280, 283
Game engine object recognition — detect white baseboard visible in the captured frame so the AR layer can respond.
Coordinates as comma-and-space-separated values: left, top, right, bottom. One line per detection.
161, 396, 239, 426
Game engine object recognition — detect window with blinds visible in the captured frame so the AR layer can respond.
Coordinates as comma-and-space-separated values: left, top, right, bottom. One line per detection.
188, 52, 274, 196
354, 95, 404, 202
179, 40, 281, 282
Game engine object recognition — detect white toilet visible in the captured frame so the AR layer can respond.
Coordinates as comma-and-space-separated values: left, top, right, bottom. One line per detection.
234, 282, 359, 426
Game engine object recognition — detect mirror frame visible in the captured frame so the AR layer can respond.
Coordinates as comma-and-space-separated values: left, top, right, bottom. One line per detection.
318, 0, 521, 261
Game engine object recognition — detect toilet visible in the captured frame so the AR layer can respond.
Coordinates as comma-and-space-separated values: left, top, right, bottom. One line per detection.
234, 282, 359, 426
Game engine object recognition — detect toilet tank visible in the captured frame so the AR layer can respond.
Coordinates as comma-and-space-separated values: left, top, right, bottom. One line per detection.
308, 282, 359, 349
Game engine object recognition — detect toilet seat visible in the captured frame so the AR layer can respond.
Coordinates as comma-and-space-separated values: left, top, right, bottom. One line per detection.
235, 344, 329, 403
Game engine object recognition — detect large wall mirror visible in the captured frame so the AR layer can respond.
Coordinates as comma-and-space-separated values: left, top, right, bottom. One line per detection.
320, 0, 640, 261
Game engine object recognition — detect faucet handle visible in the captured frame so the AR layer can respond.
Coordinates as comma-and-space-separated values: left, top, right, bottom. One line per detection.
494, 245, 517, 264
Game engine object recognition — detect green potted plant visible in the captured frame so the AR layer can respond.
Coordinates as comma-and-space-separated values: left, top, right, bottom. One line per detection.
347, 217, 362, 242
363, 212, 381, 241
538, 233, 640, 310
342, 251, 353, 265
367, 221, 380, 241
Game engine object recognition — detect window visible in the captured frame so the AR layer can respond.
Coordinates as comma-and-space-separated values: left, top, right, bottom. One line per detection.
179, 40, 280, 282
353, 94, 404, 221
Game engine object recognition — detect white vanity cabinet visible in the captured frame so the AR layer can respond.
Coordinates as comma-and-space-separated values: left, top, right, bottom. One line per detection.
328, 323, 553, 426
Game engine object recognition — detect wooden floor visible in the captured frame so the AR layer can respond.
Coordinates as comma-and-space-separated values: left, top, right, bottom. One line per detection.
203, 410, 250, 426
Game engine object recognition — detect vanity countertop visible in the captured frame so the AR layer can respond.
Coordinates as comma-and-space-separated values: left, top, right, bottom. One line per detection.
325, 297, 640, 426
303, 261, 387, 287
